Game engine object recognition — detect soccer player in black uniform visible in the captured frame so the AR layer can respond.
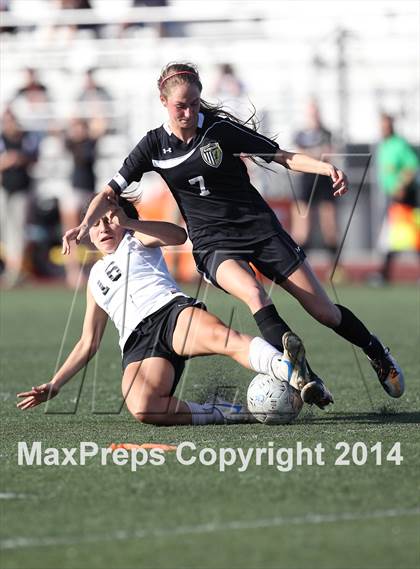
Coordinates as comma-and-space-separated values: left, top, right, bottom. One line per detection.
62, 62, 404, 405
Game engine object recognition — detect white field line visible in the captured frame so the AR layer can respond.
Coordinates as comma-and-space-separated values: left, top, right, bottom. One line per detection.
1, 507, 419, 551
0, 493, 29, 499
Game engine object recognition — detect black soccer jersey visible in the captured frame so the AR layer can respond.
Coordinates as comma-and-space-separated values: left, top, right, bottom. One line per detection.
109, 112, 283, 251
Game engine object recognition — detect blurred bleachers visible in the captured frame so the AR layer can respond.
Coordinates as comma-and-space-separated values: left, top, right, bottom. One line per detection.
1, 0, 419, 279
2, 1, 419, 142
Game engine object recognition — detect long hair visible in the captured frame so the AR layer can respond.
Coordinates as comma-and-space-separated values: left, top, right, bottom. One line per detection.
158, 61, 258, 128
157, 62, 275, 168
81, 195, 138, 222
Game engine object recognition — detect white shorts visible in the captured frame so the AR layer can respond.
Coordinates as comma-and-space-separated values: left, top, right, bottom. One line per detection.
37, 180, 93, 213
0, 187, 30, 259
60, 187, 93, 213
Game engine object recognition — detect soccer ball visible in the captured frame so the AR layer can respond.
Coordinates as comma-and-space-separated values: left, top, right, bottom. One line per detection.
247, 374, 303, 424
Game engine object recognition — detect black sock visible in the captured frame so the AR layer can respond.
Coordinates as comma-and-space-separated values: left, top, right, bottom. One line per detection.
334, 304, 384, 358
253, 304, 291, 352
381, 251, 395, 282
254, 304, 320, 379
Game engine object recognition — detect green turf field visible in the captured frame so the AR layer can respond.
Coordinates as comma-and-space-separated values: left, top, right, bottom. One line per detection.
1, 283, 419, 569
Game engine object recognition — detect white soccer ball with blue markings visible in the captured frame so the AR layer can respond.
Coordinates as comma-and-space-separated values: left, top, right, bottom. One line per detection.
247, 374, 303, 424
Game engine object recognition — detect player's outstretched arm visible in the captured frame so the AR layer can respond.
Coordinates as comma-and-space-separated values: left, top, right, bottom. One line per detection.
62, 185, 117, 255
274, 148, 348, 196
109, 205, 187, 247
17, 289, 108, 410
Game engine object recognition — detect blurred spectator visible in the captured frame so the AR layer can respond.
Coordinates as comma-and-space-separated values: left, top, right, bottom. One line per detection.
78, 68, 111, 105
119, 0, 168, 38
291, 100, 339, 266
11, 68, 51, 142
211, 64, 247, 118
212, 63, 245, 99
77, 68, 112, 129
0, 109, 39, 287
55, 0, 102, 39
376, 113, 419, 282
61, 116, 106, 287
14, 68, 49, 101
0, 0, 17, 35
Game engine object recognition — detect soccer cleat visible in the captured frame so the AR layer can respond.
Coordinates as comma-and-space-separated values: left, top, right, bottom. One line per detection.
270, 332, 308, 389
211, 397, 259, 424
367, 338, 405, 398
300, 372, 334, 410
270, 332, 334, 410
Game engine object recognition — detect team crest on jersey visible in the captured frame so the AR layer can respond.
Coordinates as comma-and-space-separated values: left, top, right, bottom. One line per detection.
200, 142, 223, 168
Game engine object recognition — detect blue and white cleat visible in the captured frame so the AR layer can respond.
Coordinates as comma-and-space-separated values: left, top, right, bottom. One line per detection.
270, 332, 333, 410
210, 397, 259, 424
367, 337, 405, 398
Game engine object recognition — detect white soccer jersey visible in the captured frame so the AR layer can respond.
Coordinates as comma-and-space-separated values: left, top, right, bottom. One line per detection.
88, 232, 187, 352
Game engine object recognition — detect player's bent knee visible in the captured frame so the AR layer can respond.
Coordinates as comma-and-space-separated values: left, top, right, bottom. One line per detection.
128, 395, 165, 425
132, 411, 160, 425
131, 408, 165, 425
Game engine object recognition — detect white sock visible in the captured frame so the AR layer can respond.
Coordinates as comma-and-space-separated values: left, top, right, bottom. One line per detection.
248, 337, 282, 375
185, 401, 225, 425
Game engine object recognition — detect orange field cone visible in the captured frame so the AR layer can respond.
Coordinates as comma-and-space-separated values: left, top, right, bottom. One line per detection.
109, 443, 177, 451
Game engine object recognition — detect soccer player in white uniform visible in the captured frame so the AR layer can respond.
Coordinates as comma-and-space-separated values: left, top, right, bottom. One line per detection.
17, 199, 325, 425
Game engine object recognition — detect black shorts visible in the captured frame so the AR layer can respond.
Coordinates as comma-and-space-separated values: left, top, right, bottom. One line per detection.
296, 173, 334, 203
122, 296, 206, 395
193, 230, 306, 290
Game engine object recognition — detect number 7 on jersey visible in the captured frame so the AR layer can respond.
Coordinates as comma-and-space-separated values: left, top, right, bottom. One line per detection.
188, 175, 210, 197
